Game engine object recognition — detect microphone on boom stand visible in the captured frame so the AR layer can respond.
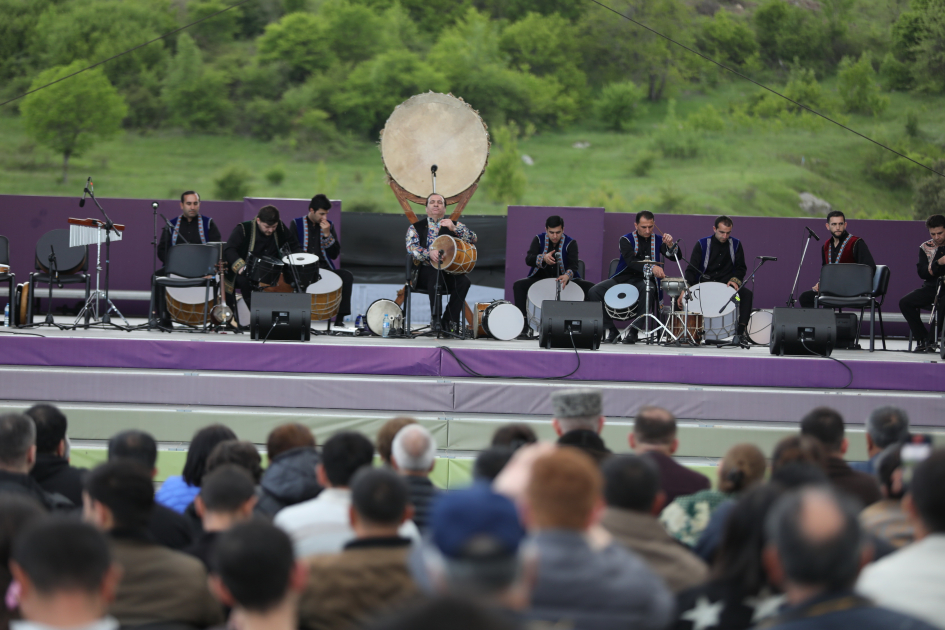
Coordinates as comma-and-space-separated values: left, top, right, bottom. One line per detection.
805, 226, 820, 241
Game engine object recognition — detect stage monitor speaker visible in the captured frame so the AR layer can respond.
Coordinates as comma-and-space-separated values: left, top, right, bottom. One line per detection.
769, 307, 835, 356
835, 312, 859, 350
539, 300, 603, 350
251, 292, 311, 342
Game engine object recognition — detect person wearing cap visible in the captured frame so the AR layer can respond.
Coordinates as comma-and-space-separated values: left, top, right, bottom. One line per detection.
551, 388, 612, 464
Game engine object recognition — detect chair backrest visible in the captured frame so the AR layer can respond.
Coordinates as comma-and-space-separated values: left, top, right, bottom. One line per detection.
34, 229, 87, 274
577, 259, 586, 279
165, 244, 220, 278
819, 264, 873, 297
608, 258, 619, 278
872, 265, 890, 297
0, 235, 9, 266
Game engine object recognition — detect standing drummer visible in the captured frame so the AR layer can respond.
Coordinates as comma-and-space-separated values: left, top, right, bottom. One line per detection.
512, 215, 595, 338
588, 210, 677, 344
289, 194, 353, 327
224, 205, 301, 317
677, 215, 752, 344
406, 193, 477, 332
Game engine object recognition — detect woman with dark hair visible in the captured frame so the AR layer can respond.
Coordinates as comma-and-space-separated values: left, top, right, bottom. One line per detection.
490, 423, 538, 451
155, 424, 237, 513
674, 483, 787, 630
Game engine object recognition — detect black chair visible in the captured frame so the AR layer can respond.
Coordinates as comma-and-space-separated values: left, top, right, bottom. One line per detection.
0, 236, 14, 316
149, 244, 220, 331
576, 259, 586, 280
815, 263, 880, 351
608, 258, 619, 278
403, 254, 466, 337
26, 229, 90, 326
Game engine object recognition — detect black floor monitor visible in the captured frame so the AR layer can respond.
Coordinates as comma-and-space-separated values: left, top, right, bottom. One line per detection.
769, 307, 836, 356
250, 292, 311, 342
539, 300, 603, 350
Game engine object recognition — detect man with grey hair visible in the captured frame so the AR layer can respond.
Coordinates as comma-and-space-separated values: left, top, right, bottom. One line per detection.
761, 486, 935, 630
0, 413, 72, 510
391, 424, 439, 533
850, 407, 910, 475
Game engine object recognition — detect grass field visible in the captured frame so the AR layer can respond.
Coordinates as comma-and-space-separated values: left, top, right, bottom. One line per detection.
1, 80, 941, 219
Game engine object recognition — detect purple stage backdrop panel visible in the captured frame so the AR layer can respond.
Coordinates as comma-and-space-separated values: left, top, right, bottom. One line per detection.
601, 213, 928, 311
243, 198, 342, 266
0, 195, 244, 293
505, 206, 606, 300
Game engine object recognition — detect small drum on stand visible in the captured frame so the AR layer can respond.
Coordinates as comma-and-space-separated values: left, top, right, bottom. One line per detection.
473, 300, 524, 341
431, 234, 477, 275
661, 277, 687, 299
683, 282, 738, 342
282, 253, 320, 290
526, 278, 585, 332
247, 255, 283, 289
747, 309, 773, 345
305, 269, 343, 321
366, 299, 404, 336
668, 312, 704, 344
603, 284, 639, 321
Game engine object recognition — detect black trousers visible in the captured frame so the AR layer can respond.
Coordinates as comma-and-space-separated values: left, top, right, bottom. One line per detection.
587, 277, 656, 328
899, 284, 945, 343
417, 265, 470, 325
799, 290, 818, 308
327, 267, 354, 321
512, 275, 595, 317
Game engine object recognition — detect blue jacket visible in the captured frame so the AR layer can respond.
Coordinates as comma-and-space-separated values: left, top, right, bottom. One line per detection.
155, 475, 200, 514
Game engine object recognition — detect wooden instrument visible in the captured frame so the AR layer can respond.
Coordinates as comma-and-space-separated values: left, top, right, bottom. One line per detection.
431, 234, 477, 275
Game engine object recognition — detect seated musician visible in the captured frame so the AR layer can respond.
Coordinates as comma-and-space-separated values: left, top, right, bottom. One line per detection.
153, 190, 222, 327
288, 194, 354, 327
799, 210, 875, 308
899, 214, 945, 352
676, 215, 752, 344
588, 210, 677, 344
512, 215, 595, 338
406, 193, 477, 332
223, 205, 301, 317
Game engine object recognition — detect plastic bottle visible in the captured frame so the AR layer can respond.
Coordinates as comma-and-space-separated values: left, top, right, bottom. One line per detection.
382, 313, 391, 338
3, 303, 8, 327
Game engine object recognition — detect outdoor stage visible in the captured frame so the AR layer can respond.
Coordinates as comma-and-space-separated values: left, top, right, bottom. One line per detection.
1, 318, 943, 481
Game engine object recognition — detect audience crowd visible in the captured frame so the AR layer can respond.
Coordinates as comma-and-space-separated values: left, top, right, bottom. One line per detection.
0, 391, 943, 630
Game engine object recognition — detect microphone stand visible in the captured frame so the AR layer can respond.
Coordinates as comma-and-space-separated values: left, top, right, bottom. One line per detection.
788, 229, 818, 307
280, 244, 321, 336
151, 202, 159, 279
717, 258, 773, 349
664, 240, 706, 346
80, 184, 129, 329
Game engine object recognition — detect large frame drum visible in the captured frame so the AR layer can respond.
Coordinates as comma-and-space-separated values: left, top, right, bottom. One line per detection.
683, 282, 738, 341
305, 269, 343, 321
526, 278, 585, 331
165, 274, 217, 326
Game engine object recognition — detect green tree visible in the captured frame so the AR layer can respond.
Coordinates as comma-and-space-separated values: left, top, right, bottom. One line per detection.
188, 0, 244, 47
162, 33, 233, 131
913, 160, 945, 219
21, 61, 127, 184
0, 0, 60, 81
319, 0, 390, 64
700, 10, 758, 66
475, 0, 585, 21
595, 81, 645, 131
500, 12, 587, 97
837, 53, 889, 114
908, 0, 945, 92
753, 0, 833, 68
484, 124, 527, 205
257, 12, 337, 82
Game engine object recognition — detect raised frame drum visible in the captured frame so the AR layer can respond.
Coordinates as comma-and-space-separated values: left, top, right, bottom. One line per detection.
684, 282, 738, 341
305, 269, 343, 321
281, 253, 320, 289
431, 235, 477, 275
526, 278, 585, 331
480, 300, 524, 341
366, 299, 403, 336
747, 309, 773, 345
165, 277, 217, 326
603, 284, 640, 321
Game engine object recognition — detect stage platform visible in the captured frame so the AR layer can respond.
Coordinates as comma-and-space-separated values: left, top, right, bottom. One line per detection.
2, 317, 943, 486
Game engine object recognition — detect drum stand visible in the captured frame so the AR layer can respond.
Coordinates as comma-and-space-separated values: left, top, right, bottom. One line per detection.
626, 265, 673, 344
717, 258, 773, 349
73, 187, 130, 330
412, 254, 464, 340
662, 244, 702, 346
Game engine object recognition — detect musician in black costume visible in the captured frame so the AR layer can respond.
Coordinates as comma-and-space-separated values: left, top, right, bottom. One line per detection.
405, 193, 477, 330
799, 210, 875, 308
288, 194, 354, 327
899, 214, 945, 352
223, 205, 301, 316
677, 216, 752, 343
588, 210, 677, 344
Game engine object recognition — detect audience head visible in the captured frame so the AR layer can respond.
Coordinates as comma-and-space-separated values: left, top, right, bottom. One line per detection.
10, 518, 120, 624
875, 445, 905, 500
210, 520, 305, 613
196, 465, 257, 525
376, 417, 417, 465
718, 443, 767, 494
107, 430, 157, 473
266, 423, 316, 461
630, 406, 677, 454
473, 447, 514, 482
799, 407, 846, 454
361, 596, 519, 630
551, 388, 604, 435
490, 424, 537, 451
866, 406, 910, 452
320, 431, 374, 488
349, 467, 411, 533
764, 486, 867, 596
83, 460, 154, 531
525, 448, 602, 532
24, 404, 67, 456
182, 424, 238, 487
206, 440, 263, 484
391, 424, 437, 474
772, 435, 828, 472
0, 413, 37, 473
906, 448, 945, 536
557, 431, 611, 465
602, 454, 662, 514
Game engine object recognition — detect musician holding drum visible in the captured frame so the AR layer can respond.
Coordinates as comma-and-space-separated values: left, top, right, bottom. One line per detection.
224, 205, 301, 314
406, 193, 477, 332
288, 194, 354, 327
899, 214, 945, 352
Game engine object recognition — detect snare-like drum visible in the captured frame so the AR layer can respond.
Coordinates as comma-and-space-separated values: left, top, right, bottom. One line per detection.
366, 299, 403, 336
668, 312, 704, 343
662, 277, 686, 298
473, 300, 524, 341
603, 284, 640, 321
747, 310, 773, 345
683, 282, 738, 341
305, 269, 343, 321
526, 278, 585, 331
165, 279, 218, 326
248, 255, 283, 287
431, 235, 477, 275
282, 253, 320, 289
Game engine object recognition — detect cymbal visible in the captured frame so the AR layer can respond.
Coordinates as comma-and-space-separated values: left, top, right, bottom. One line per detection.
639, 259, 664, 265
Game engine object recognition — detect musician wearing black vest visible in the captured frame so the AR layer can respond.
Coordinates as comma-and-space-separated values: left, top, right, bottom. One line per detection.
406, 193, 477, 330
799, 211, 876, 308
223, 205, 301, 314
588, 210, 677, 344
899, 214, 945, 352
677, 216, 752, 341
153, 191, 222, 327
288, 194, 354, 326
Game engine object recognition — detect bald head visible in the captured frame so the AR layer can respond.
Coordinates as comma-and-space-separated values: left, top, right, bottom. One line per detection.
631, 406, 677, 454
391, 424, 437, 473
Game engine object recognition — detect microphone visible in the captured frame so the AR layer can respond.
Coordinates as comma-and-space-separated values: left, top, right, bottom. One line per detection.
152, 202, 159, 210
431, 165, 438, 174
805, 226, 820, 241
80, 177, 90, 207
758, 256, 778, 261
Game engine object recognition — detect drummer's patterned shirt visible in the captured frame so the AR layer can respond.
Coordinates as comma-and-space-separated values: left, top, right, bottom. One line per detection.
406, 217, 477, 264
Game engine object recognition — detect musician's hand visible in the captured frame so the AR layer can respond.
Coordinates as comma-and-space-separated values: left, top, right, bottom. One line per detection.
439, 219, 455, 232
557, 274, 570, 288
937, 254, 945, 265
662, 233, 674, 247
430, 249, 440, 264
812, 282, 819, 292
542, 252, 557, 266
727, 280, 740, 290
319, 218, 331, 235
653, 266, 666, 279
238, 267, 245, 275
676, 294, 684, 309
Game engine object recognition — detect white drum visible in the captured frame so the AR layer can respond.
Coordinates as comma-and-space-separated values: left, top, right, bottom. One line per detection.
526, 278, 585, 331
747, 310, 773, 345
366, 299, 403, 336
305, 269, 343, 321
281, 252, 320, 289
603, 284, 639, 321
684, 282, 738, 341
236, 294, 250, 327
480, 301, 524, 341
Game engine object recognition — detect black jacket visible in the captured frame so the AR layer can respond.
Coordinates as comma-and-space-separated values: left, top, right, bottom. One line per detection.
29, 453, 86, 506
149, 502, 196, 551
256, 447, 323, 517
0, 469, 74, 511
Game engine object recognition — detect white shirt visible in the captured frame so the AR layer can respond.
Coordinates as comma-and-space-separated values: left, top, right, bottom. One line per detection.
857, 533, 945, 629
12, 617, 119, 630
274, 487, 420, 558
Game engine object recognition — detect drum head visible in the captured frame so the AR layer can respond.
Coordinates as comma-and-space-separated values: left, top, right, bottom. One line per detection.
747, 310, 773, 345
685, 282, 736, 316
604, 284, 639, 309
431, 235, 457, 266
380, 92, 490, 200
283, 253, 319, 266
484, 302, 524, 341
306, 269, 343, 294
165, 274, 217, 303
366, 299, 402, 336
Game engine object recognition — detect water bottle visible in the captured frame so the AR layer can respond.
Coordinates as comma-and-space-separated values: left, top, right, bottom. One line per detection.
3, 303, 8, 327
382, 313, 391, 338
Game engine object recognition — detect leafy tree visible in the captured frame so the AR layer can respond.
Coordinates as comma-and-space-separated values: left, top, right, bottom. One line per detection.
0, 0, 60, 80
20, 61, 127, 184
319, 0, 390, 64
500, 12, 587, 97
837, 53, 889, 114
913, 160, 945, 219
909, 0, 945, 92
700, 10, 758, 66
484, 124, 526, 205
188, 0, 244, 47
475, 0, 585, 22
258, 12, 337, 82
753, 0, 832, 68
213, 165, 253, 200
162, 33, 233, 131
879, 51, 914, 91
595, 81, 645, 131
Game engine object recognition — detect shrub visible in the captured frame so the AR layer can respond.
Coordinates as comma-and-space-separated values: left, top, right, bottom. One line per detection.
595, 81, 646, 132
879, 52, 914, 91
906, 110, 920, 137
913, 160, 945, 220
484, 123, 527, 205
686, 104, 726, 132
837, 53, 889, 115
631, 152, 656, 177
213, 165, 252, 200
265, 166, 285, 186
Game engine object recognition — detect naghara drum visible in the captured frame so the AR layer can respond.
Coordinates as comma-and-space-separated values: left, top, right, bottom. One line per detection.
473, 300, 524, 341
366, 299, 403, 336
603, 284, 640, 321
683, 282, 738, 342
165, 275, 218, 326
281, 253, 320, 290
526, 278, 585, 332
248, 255, 283, 288
305, 269, 343, 321
661, 277, 686, 298
668, 312, 704, 344
747, 309, 773, 345
430, 234, 477, 275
